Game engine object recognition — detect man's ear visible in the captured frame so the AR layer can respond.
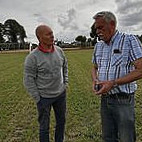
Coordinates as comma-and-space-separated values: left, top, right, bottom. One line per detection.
110, 20, 115, 27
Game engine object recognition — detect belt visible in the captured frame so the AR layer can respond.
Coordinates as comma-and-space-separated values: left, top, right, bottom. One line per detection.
102, 92, 134, 99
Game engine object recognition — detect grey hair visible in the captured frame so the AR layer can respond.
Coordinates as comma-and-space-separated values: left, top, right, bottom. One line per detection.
93, 11, 117, 27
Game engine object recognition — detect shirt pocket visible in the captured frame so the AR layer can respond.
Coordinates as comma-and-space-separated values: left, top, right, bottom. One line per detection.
111, 54, 123, 67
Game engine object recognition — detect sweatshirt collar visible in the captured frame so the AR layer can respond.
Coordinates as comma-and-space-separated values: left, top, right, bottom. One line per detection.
38, 44, 55, 53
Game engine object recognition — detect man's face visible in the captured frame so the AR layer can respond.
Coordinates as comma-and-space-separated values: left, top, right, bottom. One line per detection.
40, 27, 54, 46
94, 17, 114, 43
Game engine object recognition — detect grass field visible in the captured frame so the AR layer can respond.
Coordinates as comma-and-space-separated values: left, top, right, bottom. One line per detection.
0, 50, 142, 142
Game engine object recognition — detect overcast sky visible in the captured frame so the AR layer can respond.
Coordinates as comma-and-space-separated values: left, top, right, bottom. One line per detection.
0, 0, 142, 43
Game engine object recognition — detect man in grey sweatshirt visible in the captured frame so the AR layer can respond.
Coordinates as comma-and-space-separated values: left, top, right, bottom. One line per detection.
23, 25, 68, 142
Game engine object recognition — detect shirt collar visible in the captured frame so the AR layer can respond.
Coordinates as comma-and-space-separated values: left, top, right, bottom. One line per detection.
110, 30, 119, 44
38, 44, 55, 53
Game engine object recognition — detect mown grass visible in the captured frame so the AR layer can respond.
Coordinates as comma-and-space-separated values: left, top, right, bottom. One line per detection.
0, 50, 142, 142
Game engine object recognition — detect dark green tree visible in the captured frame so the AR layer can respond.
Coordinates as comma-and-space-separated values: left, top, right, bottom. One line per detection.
90, 24, 97, 45
0, 23, 5, 43
87, 38, 92, 46
138, 35, 142, 43
75, 35, 87, 47
4, 19, 27, 43
75, 35, 82, 42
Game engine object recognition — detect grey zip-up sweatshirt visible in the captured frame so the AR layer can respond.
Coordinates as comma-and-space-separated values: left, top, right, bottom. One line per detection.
23, 45, 68, 103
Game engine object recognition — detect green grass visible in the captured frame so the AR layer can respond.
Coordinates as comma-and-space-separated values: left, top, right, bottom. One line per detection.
0, 50, 142, 142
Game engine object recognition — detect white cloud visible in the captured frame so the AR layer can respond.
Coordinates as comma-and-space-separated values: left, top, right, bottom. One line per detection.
115, 0, 142, 35
0, 0, 142, 43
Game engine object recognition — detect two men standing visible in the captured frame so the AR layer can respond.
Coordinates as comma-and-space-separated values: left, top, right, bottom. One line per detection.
23, 11, 142, 142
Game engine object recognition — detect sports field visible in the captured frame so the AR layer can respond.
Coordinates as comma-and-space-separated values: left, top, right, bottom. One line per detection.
0, 50, 142, 142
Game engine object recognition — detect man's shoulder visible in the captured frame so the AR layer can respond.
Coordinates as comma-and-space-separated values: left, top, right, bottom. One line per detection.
96, 40, 104, 47
118, 31, 136, 39
26, 48, 39, 60
54, 45, 63, 51
54, 45, 64, 53
30, 47, 39, 54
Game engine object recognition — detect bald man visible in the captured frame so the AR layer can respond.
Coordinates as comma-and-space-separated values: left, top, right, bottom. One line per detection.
24, 25, 68, 142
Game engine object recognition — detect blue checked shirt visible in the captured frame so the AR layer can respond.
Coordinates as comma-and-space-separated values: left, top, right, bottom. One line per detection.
92, 31, 142, 94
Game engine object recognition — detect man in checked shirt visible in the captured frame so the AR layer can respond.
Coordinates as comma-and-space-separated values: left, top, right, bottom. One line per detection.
92, 11, 142, 142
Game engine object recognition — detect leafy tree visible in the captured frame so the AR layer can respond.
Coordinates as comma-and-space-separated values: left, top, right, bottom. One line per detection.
56, 41, 62, 46
87, 38, 92, 46
90, 24, 97, 45
0, 23, 5, 43
75, 35, 86, 47
4, 19, 27, 43
75, 35, 83, 42
82, 36, 86, 43
138, 35, 142, 43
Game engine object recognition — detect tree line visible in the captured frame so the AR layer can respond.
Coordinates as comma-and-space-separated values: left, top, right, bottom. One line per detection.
75, 24, 142, 47
0, 19, 142, 50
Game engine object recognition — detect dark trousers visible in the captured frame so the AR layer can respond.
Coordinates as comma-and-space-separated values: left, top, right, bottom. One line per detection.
37, 91, 66, 142
101, 93, 136, 142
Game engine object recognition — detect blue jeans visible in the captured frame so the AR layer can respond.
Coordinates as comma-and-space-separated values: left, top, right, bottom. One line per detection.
101, 93, 136, 142
37, 91, 66, 142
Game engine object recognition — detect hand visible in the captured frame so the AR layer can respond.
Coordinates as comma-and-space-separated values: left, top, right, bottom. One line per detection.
92, 79, 102, 94
95, 80, 115, 95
